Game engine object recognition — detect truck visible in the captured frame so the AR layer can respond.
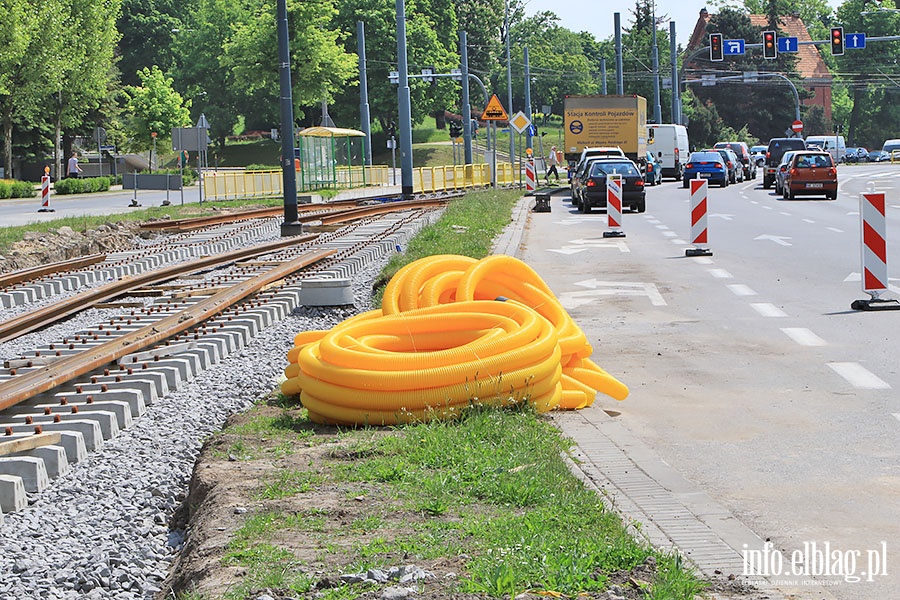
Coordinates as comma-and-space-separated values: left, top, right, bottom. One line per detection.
563, 94, 648, 166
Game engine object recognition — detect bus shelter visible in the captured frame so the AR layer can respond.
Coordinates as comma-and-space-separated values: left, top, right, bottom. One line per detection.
296, 126, 367, 190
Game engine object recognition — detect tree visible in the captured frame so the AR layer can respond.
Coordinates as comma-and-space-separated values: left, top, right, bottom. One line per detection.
124, 66, 191, 151
0, 0, 64, 177
221, 0, 356, 130
117, 0, 189, 87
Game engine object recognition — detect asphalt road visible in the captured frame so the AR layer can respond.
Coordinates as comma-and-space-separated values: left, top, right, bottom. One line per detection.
518, 163, 900, 599
0, 185, 203, 227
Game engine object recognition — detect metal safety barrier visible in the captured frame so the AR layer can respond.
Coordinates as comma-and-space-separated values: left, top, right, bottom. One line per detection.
203, 163, 514, 201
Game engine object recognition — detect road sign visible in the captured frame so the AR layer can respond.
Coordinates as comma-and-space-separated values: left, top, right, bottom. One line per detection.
777, 36, 799, 53
508, 111, 531, 133
847, 33, 866, 49
529, 124, 537, 137
481, 94, 509, 121
724, 39, 745, 56
792, 120, 803, 133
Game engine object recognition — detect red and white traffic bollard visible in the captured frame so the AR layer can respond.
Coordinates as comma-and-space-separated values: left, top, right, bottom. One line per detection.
851, 191, 900, 310
602, 174, 625, 238
38, 166, 54, 213
525, 159, 536, 192
685, 178, 712, 256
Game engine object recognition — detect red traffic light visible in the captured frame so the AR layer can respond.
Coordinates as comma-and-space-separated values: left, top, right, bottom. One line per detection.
763, 30, 777, 59
831, 26, 844, 56
709, 33, 724, 61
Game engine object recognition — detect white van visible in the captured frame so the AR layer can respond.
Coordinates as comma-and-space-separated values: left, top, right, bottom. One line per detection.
647, 124, 689, 180
805, 135, 846, 164
882, 138, 900, 158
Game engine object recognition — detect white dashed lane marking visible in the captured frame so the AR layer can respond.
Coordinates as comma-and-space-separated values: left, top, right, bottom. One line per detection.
708, 268, 733, 279
827, 362, 891, 390
750, 303, 788, 317
727, 284, 757, 296
780, 327, 827, 346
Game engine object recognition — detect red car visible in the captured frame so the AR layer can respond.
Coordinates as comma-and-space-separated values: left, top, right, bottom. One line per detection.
782, 151, 838, 200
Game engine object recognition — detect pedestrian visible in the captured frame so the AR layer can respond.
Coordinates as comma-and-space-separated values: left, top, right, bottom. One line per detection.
545, 146, 560, 183
66, 152, 83, 179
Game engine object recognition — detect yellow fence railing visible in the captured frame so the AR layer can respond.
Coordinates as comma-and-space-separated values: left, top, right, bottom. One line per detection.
202, 163, 515, 202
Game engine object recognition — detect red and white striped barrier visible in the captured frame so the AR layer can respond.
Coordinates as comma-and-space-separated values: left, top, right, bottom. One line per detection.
602, 174, 625, 238
38, 173, 54, 213
861, 192, 887, 293
685, 178, 712, 256
851, 192, 899, 310
525, 159, 536, 191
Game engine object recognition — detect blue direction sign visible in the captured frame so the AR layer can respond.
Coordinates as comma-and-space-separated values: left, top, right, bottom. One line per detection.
846, 32, 866, 49
723, 39, 745, 56
777, 36, 799, 53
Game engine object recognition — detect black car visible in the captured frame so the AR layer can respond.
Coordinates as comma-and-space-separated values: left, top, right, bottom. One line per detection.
763, 137, 807, 189
577, 159, 646, 214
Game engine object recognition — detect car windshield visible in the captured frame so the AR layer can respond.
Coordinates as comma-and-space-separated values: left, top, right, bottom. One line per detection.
591, 162, 639, 176
690, 153, 722, 163
795, 154, 832, 168
751, 146, 766, 153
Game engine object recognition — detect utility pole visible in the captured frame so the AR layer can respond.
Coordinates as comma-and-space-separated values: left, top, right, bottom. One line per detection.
358, 22, 372, 166
615, 13, 624, 94
276, 0, 300, 235
506, 0, 514, 167
460, 30, 473, 165
524, 45, 533, 151
651, 0, 662, 124
395, 0, 414, 199
670, 21, 679, 125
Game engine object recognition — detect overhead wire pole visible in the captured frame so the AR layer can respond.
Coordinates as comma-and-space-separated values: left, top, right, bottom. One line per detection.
506, 0, 515, 169
615, 13, 624, 94
650, 0, 662, 123
395, 0, 414, 199
276, 0, 300, 235
357, 22, 372, 166
460, 30, 473, 165
670, 21, 680, 124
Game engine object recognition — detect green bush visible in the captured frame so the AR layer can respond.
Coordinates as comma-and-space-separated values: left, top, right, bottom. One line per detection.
53, 176, 112, 195
0, 179, 37, 198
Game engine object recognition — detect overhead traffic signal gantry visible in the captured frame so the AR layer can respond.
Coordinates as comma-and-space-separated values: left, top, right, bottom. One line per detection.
709, 33, 724, 61
763, 31, 777, 59
831, 26, 845, 56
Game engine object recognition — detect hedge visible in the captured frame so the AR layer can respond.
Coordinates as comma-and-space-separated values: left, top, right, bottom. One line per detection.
0, 179, 37, 199
53, 176, 112, 195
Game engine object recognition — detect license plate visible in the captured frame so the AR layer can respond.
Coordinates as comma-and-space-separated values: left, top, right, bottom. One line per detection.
806, 183, 824, 188
700, 173, 711, 178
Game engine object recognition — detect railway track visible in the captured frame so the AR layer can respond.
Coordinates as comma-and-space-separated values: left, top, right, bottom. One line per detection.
0, 199, 445, 525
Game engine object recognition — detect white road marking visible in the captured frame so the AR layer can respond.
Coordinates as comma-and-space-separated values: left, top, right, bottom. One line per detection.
656, 224, 670, 230
662, 230, 677, 237
750, 303, 788, 317
671, 239, 688, 245
827, 227, 844, 233
561, 281, 667, 308
780, 211, 792, 216
893, 413, 900, 423
547, 247, 588, 255
755, 234, 793, 246
763, 205, 774, 210
692, 256, 714, 264
781, 327, 827, 346
803, 218, 816, 224
646, 219, 661, 224
727, 284, 757, 296
827, 362, 891, 389
708, 268, 733, 278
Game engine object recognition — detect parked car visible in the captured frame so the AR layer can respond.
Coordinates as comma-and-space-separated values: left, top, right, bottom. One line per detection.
750, 145, 767, 167
782, 151, 838, 200
868, 150, 891, 162
715, 141, 756, 179
763, 137, 807, 188
774, 150, 800, 195
842, 147, 868, 163
706, 147, 743, 183
643, 150, 662, 186
683, 151, 728, 188
577, 158, 646, 213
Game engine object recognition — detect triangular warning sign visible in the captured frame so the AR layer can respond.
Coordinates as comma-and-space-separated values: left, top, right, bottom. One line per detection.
481, 94, 509, 121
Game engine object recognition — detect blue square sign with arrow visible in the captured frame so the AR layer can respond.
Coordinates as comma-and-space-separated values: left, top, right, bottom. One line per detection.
846, 33, 866, 49
723, 39, 745, 55
777, 36, 799, 53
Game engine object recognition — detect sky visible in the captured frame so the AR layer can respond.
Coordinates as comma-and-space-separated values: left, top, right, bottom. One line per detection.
522, 1, 844, 47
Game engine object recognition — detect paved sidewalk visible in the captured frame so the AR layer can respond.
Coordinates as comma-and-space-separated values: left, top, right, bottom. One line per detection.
495, 193, 838, 600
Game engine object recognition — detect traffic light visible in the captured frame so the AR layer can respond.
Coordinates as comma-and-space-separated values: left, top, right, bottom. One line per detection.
831, 26, 844, 56
709, 33, 723, 61
763, 31, 777, 59
448, 121, 462, 138
387, 121, 396, 138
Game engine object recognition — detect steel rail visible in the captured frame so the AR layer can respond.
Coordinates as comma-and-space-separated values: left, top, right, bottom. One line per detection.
0, 234, 317, 345
0, 254, 107, 289
310, 199, 448, 226
0, 248, 335, 409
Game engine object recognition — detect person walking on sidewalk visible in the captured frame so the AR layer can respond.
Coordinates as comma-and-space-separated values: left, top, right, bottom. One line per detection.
545, 146, 560, 183
66, 152, 83, 178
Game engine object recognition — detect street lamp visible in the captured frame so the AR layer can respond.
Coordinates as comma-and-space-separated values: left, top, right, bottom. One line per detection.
861, 8, 900, 14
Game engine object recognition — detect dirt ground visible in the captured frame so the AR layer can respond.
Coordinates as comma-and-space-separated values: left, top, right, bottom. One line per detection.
158, 404, 778, 600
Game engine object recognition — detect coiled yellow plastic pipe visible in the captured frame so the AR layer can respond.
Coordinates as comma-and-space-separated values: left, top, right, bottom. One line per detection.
282, 255, 628, 425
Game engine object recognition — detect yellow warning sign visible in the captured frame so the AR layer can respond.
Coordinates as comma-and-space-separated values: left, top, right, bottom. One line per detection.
481, 94, 509, 121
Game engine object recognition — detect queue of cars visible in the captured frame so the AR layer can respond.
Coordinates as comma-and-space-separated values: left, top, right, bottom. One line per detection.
566, 133, 898, 212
